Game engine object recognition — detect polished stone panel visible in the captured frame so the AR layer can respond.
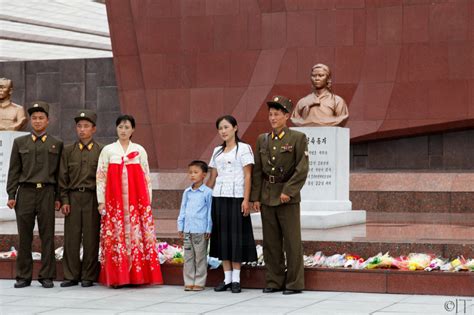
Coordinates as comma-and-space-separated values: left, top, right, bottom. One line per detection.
104, 0, 474, 170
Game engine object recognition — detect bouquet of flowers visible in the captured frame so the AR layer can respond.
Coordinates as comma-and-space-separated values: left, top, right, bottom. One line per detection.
407, 253, 433, 271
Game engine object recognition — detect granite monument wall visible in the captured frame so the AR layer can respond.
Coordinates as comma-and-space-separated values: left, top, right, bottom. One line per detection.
0, 58, 120, 145
351, 129, 474, 170
105, 0, 474, 170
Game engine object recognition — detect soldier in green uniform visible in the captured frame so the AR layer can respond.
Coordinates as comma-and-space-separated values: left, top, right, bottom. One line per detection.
58, 110, 103, 288
251, 95, 309, 295
6, 101, 63, 288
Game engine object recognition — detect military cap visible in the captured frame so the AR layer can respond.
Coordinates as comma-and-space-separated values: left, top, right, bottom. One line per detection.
74, 109, 97, 125
267, 95, 293, 113
28, 101, 49, 116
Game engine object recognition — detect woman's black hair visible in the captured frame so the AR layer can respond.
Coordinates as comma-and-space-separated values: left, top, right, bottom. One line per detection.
115, 114, 136, 128
213, 115, 241, 158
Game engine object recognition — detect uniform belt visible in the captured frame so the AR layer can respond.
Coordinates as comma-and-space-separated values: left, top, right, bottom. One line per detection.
262, 173, 289, 184
20, 183, 52, 189
71, 187, 95, 192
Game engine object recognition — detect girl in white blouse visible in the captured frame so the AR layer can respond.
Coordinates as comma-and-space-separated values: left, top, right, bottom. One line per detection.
207, 115, 257, 293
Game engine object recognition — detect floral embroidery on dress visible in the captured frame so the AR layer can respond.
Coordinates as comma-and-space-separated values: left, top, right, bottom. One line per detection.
96, 141, 162, 286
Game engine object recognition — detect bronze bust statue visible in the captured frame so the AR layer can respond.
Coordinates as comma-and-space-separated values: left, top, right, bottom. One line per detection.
291, 64, 349, 127
0, 78, 27, 131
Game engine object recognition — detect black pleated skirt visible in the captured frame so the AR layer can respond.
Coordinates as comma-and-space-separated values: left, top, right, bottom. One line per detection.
209, 197, 257, 263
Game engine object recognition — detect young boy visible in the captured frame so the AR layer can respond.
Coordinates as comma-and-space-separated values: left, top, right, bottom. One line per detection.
177, 160, 213, 291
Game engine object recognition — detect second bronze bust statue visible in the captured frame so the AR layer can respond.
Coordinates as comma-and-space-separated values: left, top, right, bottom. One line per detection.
291, 64, 349, 127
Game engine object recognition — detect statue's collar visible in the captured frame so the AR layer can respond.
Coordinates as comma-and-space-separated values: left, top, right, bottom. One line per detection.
312, 89, 331, 99
0, 99, 12, 108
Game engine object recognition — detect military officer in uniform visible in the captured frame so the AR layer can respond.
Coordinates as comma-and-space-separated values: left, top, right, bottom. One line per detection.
251, 95, 309, 295
58, 110, 103, 288
6, 101, 63, 288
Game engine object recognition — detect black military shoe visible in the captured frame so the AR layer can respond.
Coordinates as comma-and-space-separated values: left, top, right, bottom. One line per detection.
231, 282, 241, 293
39, 279, 54, 288
14, 279, 31, 288
282, 289, 302, 295
214, 282, 231, 292
262, 287, 282, 293
81, 281, 93, 287
60, 280, 78, 287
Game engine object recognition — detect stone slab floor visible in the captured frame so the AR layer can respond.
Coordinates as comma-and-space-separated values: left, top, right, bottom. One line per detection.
0, 280, 472, 315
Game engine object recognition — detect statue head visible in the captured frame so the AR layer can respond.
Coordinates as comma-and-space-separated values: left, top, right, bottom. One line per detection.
0, 78, 13, 101
310, 64, 331, 91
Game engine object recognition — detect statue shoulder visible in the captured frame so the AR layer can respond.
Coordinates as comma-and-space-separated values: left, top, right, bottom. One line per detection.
10, 102, 24, 108
333, 93, 347, 105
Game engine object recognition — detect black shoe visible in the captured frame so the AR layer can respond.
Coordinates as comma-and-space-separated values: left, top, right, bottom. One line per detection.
14, 279, 31, 288
39, 279, 54, 288
60, 280, 78, 287
262, 287, 282, 293
214, 282, 231, 292
231, 282, 241, 293
282, 289, 302, 295
81, 281, 93, 287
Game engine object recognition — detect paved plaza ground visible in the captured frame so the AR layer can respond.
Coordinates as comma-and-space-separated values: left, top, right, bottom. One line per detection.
0, 279, 472, 315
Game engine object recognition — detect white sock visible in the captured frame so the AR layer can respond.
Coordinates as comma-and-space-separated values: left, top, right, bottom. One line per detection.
224, 271, 232, 284
232, 269, 240, 283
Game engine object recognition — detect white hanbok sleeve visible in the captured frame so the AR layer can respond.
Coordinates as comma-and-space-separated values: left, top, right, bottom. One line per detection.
96, 146, 109, 204
139, 146, 153, 202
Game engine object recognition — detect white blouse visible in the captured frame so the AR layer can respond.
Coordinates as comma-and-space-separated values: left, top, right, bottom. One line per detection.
96, 140, 152, 204
209, 143, 254, 198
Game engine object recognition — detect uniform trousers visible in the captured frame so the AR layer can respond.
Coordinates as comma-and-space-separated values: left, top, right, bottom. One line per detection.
15, 185, 56, 281
261, 203, 304, 290
183, 233, 208, 287
63, 190, 100, 282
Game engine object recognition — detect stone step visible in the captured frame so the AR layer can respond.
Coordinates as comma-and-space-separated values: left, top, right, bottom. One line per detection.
151, 190, 474, 213
149, 172, 474, 213
0, 259, 472, 296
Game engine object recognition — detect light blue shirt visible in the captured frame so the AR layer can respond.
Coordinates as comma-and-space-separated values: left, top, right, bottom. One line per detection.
177, 184, 213, 233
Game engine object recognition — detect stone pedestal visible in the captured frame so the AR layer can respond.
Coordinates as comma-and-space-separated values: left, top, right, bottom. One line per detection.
252, 127, 365, 230
0, 131, 28, 216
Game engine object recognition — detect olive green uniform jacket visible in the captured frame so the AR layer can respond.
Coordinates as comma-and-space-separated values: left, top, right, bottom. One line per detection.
58, 140, 104, 282
251, 127, 309, 291
250, 127, 309, 205
7, 133, 63, 281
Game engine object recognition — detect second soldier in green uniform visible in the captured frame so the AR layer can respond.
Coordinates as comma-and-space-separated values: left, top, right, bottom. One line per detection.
251, 95, 309, 295
58, 110, 103, 287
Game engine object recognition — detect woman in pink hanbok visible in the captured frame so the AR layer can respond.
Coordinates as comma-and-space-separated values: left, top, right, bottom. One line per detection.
96, 115, 162, 287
